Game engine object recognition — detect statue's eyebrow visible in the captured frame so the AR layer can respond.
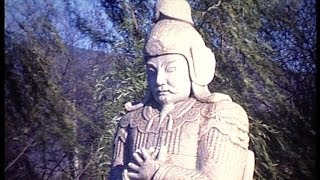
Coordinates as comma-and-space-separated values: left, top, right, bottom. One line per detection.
147, 62, 156, 68
162, 60, 175, 68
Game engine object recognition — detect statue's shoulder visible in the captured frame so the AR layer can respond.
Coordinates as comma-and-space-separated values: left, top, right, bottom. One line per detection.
118, 106, 144, 128
199, 93, 249, 147
200, 93, 249, 126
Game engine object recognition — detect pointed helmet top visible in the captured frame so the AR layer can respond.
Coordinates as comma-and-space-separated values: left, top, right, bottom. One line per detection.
154, 0, 194, 25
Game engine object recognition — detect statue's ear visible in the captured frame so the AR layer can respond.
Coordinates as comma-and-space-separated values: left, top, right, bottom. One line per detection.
189, 45, 216, 86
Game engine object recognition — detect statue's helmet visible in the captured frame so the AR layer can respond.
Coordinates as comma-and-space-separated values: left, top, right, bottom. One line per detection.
144, 20, 216, 97
125, 0, 225, 111
154, 0, 193, 25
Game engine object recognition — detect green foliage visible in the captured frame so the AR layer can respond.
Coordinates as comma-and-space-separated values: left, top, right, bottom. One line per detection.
5, 32, 76, 178
193, 0, 316, 179
91, 56, 146, 177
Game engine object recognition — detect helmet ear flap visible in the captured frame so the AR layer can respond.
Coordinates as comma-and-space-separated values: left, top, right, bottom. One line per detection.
189, 45, 216, 86
153, 2, 160, 22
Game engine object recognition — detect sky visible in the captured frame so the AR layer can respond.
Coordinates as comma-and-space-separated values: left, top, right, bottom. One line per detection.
5, 0, 117, 52
5, 0, 315, 73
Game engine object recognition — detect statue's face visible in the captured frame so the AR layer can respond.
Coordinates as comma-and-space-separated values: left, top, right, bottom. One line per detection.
147, 54, 191, 105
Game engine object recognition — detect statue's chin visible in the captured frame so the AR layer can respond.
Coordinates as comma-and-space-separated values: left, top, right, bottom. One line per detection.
156, 94, 186, 106
154, 93, 190, 120
156, 95, 171, 104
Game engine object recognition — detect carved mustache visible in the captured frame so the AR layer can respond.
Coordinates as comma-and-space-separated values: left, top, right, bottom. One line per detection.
154, 86, 178, 94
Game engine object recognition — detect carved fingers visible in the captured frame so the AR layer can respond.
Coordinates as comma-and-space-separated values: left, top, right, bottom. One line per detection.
147, 147, 158, 159
133, 151, 144, 166
126, 147, 167, 180
127, 170, 143, 179
122, 169, 130, 180
128, 162, 140, 172
144, 146, 167, 161
141, 148, 152, 161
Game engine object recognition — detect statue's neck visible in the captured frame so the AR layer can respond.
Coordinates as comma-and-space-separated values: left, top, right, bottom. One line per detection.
144, 97, 196, 120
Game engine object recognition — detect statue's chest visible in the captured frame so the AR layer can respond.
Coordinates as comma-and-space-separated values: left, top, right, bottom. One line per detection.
125, 103, 203, 166
129, 115, 201, 153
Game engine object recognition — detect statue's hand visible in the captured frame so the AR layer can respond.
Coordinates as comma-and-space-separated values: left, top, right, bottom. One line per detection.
127, 147, 167, 180
122, 169, 130, 180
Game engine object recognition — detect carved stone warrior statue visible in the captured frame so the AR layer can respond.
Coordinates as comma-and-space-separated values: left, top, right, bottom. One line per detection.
109, 0, 255, 179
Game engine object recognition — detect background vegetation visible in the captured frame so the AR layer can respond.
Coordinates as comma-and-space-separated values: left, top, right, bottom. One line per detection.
5, 0, 316, 179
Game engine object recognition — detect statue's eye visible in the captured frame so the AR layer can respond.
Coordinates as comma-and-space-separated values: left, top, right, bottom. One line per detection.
147, 67, 157, 76
166, 66, 176, 73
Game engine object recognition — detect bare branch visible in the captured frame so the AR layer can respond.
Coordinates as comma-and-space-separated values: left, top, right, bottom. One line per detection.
207, 0, 221, 12
5, 139, 35, 172
123, 1, 139, 32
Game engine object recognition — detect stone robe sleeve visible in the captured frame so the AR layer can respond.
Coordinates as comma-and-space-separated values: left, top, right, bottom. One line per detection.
153, 100, 253, 180
109, 117, 129, 180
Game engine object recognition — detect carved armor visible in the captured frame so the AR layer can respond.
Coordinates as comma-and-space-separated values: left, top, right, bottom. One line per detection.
110, 94, 254, 179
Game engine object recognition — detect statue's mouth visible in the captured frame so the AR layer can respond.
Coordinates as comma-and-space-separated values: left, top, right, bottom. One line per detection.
155, 86, 177, 95
155, 89, 170, 95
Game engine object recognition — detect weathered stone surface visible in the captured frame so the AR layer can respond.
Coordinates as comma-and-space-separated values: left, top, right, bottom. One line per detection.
109, 0, 254, 179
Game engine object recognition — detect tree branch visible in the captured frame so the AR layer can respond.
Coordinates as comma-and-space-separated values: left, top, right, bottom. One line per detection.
75, 160, 93, 179
5, 139, 35, 172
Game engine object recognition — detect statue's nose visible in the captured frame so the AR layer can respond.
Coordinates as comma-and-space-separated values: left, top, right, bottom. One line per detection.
156, 71, 166, 86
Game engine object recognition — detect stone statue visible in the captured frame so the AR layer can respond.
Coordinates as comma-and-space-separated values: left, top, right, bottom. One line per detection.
109, 0, 255, 179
